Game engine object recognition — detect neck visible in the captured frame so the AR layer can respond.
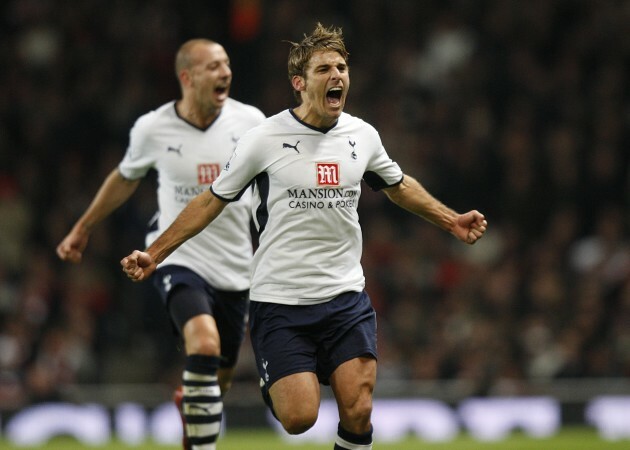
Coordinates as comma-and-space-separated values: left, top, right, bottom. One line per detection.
177, 99, 221, 128
293, 104, 337, 129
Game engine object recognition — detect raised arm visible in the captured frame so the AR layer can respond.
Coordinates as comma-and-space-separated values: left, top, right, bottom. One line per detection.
57, 168, 140, 263
120, 189, 227, 281
382, 174, 487, 244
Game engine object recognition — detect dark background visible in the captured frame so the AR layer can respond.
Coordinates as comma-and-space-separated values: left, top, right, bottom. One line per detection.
0, 0, 628, 411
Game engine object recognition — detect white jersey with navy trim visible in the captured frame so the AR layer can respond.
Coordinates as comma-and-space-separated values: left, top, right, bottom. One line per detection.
118, 98, 265, 291
211, 109, 403, 305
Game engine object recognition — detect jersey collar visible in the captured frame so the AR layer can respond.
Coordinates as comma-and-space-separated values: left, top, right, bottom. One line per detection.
289, 109, 338, 134
173, 101, 223, 131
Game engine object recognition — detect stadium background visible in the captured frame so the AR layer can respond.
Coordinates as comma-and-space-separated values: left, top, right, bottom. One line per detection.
0, 0, 628, 444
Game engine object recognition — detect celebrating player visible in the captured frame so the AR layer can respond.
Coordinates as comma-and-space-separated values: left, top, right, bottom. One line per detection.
57, 39, 265, 449
121, 24, 487, 450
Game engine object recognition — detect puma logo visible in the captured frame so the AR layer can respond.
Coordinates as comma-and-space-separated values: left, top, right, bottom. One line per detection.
189, 404, 215, 415
283, 141, 300, 153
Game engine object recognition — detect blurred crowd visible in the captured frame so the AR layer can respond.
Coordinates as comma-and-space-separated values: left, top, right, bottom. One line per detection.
0, 0, 628, 410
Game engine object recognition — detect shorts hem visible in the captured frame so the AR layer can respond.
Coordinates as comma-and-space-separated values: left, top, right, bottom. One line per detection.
267, 367, 316, 388
321, 351, 377, 385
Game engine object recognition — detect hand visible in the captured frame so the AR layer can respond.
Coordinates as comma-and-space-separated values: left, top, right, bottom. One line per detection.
56, 229, 89, 263
120, 250, 157, 282
454, 210, 487, 244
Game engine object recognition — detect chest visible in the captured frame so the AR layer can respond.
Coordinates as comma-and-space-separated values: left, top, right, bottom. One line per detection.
155, 123, 242, 185
267, 134, 366, 190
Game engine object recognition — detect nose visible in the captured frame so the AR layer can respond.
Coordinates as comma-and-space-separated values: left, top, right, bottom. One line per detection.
220, 63, 232, 78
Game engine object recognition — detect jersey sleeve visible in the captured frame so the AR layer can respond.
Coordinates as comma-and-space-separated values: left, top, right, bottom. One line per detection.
363, 128, 404, 191
210, 127, 266, 201
244, 104, 266, 125
118, 112, 158, 180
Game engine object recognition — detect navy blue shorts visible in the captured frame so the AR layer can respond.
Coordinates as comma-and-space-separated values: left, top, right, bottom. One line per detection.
249, 290, 377, 387
152, 265, 249, 368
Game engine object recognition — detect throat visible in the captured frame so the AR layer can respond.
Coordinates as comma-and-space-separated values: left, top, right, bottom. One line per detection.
293, 105, 337, 129
177, 101, 220, 128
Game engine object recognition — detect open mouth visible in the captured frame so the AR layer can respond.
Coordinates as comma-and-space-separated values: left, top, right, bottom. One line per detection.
326, 87, 343, 105
213, 85, 230, 103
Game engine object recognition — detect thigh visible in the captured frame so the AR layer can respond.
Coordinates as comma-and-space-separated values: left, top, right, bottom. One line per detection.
167, 284, 214, 335
249, 301, 320, 387
269, 372, 321, 420
318, 291, 378, 384
154, 265, 214, 334
213, 290, 249, 368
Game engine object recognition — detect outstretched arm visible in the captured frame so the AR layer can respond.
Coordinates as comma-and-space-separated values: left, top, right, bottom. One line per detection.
120, 189, 227, 281
57, 168, 140, 263
383, 174, 487, 244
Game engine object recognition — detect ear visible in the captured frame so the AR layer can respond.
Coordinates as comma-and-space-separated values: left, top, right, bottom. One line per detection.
291, 75, 305, 92
179, 69, 191, 87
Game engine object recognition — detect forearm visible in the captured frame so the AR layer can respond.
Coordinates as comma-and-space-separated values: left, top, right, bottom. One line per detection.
384, 174, 458, 232
146, 189, 225, 265
76, 169, 140, 233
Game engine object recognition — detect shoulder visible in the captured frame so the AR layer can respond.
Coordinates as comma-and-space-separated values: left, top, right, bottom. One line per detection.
131, 101, 176, 134
337, 112, 380, 138
339, 111, 375, 129
243, 110, 291, 136
263, 109, 298, 130
232, 111, 291, 156
225, 98, 266, 121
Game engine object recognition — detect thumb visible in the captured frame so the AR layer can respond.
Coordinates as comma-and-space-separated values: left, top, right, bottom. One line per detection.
120, 253, 137, 269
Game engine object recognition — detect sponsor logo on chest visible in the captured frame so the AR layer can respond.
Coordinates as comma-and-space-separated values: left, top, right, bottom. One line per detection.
198, 163, 221, 184
316, 163, 339, 186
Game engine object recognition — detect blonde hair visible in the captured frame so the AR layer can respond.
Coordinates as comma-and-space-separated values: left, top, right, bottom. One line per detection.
286, 23, 349, 102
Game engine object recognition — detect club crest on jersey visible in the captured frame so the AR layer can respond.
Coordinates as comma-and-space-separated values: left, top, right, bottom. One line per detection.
316, 163, 339, 186
348, 139, 358, 160
198, 163, 221, 184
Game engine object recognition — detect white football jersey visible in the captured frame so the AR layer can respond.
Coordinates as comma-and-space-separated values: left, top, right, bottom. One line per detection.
211, 109, 403, 304
118, 98, 265, 290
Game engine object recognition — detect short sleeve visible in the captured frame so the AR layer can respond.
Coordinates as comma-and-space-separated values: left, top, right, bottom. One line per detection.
363, 130, 404, 191
118, 113, 157, 180
211, 128, 266, 200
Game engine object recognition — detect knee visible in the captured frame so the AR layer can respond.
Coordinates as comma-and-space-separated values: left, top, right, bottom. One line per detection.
182, 315, 221, 356
269, 373, 321, 435
218, 368, 235, 395
219, 378, 232, 394
280, 411, 318, 435
342, 395, 373, 431
276, 402, 319, 435
185, 333, 220, 356
352, 400, 372, 423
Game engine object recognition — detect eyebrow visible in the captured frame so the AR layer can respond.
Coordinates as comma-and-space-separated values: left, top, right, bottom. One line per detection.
207, 58, 230, 67
313, 62, 347, 71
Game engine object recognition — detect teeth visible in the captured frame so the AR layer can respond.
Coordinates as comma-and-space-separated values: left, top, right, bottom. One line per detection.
329, 87, 342, 92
